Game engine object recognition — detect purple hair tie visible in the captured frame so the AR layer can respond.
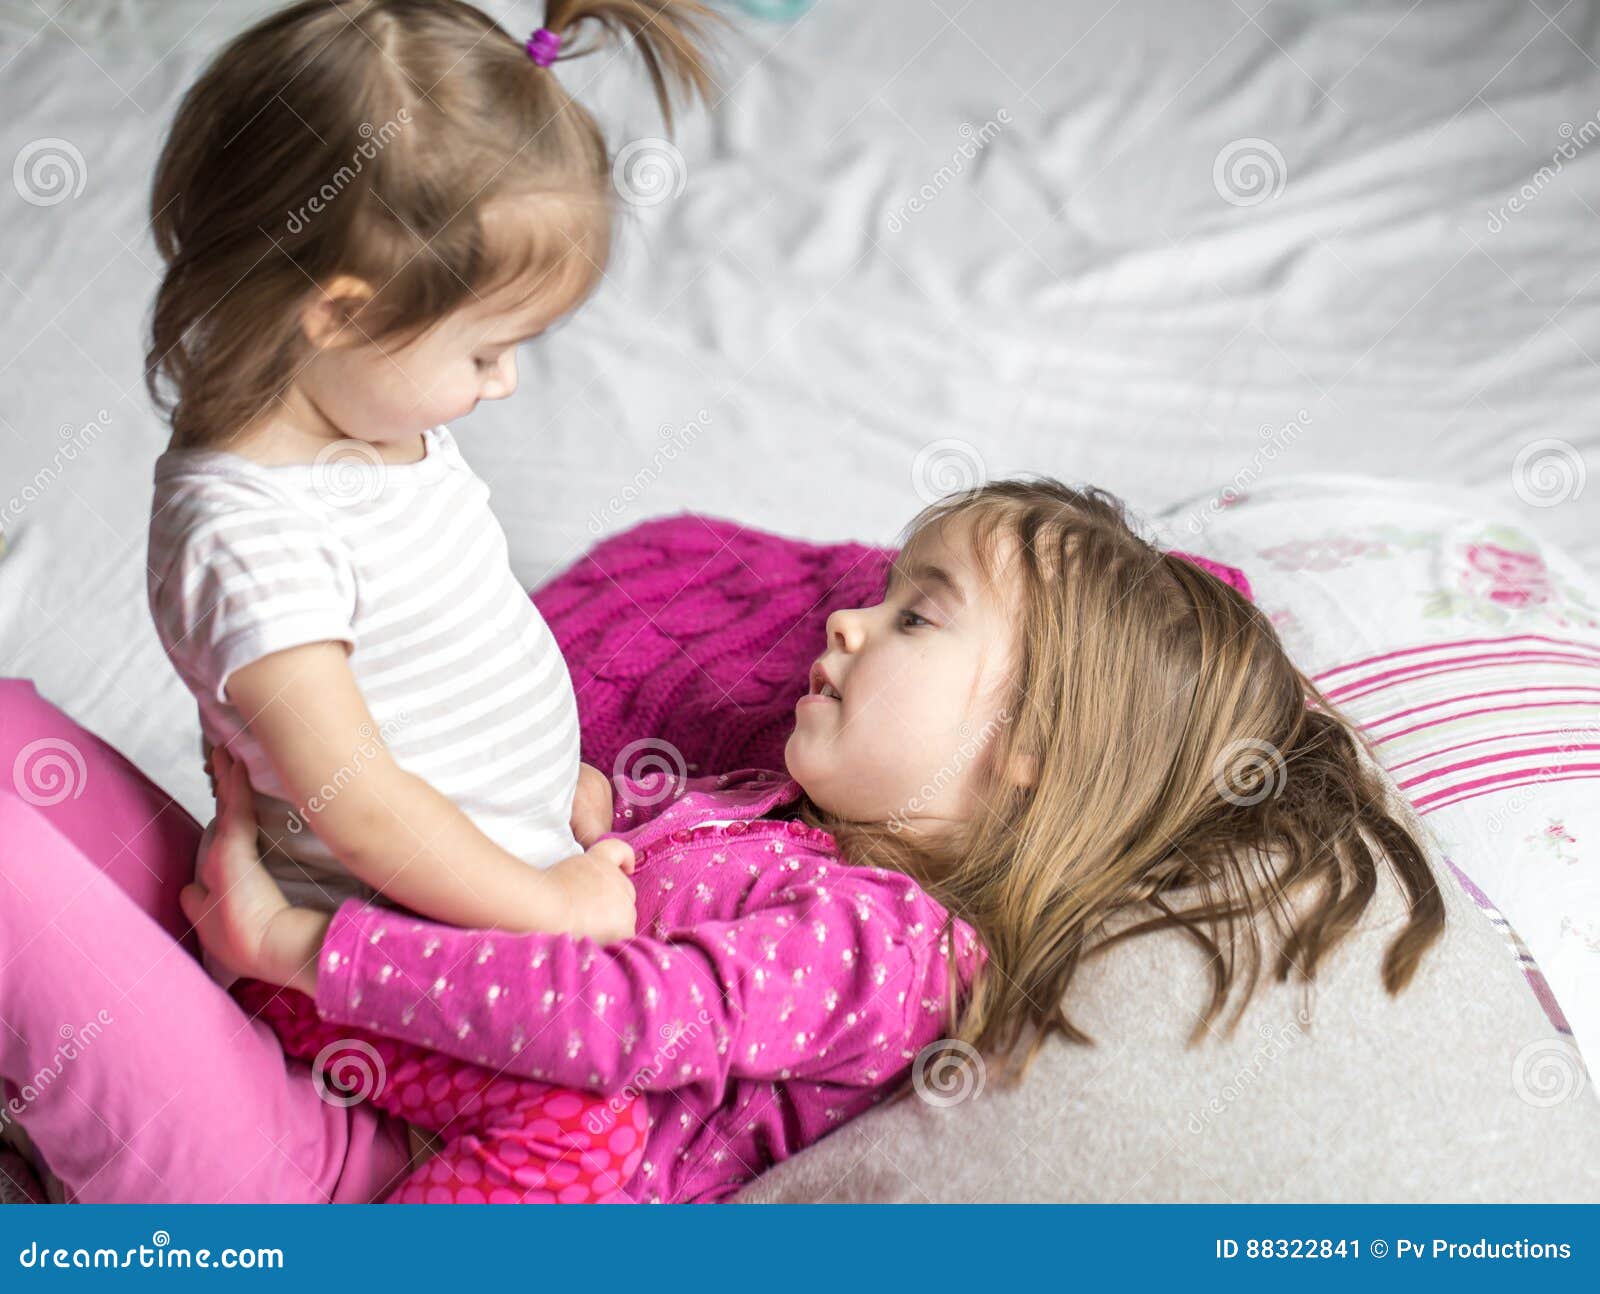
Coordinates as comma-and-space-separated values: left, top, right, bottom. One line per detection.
525, 27, 560, 66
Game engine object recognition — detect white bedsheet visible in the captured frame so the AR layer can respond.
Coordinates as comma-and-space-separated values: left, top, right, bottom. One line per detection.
2, 0, 1598, 819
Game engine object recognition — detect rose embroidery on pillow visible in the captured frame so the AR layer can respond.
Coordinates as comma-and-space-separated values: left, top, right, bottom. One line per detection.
1422, 525, 1600, 629
1462, 538, 1555, 609
1561, 915, 1600, 955
1522, 818, 1580, 866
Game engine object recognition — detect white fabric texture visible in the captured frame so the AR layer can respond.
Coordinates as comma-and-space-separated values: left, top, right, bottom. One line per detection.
148, 426, 582, 910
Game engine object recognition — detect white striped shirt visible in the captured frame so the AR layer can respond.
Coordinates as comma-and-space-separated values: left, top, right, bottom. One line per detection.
147, 426, 582, 911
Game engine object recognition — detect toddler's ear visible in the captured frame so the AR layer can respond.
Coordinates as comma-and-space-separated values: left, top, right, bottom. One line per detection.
300, 274, 374, 348
1007, 749, 1038, 790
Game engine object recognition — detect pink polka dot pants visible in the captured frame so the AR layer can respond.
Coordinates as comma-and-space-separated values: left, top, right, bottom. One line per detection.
233, 980, 648, 1204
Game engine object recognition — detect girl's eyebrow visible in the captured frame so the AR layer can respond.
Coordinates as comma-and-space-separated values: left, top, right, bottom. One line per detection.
887, 556, 967, 606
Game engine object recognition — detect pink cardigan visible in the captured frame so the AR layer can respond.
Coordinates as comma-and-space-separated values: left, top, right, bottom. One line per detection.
315, 769, 986, 1203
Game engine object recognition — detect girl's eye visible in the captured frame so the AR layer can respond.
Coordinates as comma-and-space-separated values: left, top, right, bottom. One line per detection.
898, 608, 931, 630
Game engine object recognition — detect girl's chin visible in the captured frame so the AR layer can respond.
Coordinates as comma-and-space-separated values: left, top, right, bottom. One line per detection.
782, 736, 830, 802
781, 747, 879, 826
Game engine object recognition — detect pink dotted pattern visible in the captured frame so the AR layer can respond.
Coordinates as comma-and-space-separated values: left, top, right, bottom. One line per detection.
313, 771, 989, 1203
235, 980, 647, 1204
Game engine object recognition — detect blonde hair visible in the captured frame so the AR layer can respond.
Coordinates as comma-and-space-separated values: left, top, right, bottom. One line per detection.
799, 478, 1446, 1074
146, 0, 720, 449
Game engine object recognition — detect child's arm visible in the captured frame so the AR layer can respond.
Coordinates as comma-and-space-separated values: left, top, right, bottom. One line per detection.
311, 884, 939, 1096
224, 641, 634, 941
569, 762, 615, 846
186, 747, 950, 1096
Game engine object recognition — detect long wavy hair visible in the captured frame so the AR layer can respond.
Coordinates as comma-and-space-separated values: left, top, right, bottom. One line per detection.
798, 478, 1446, 1074
146, 0, 719, 449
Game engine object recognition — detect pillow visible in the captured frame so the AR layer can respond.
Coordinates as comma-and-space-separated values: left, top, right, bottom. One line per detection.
534, 514, 893, 780
1151, 476, 1599, 1068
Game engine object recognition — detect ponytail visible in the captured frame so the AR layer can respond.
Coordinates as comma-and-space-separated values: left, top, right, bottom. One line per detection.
542, 0, 721, 129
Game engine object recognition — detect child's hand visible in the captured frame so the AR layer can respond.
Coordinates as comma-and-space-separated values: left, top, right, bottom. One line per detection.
546, 838, 637, 944
569, 762, 615, 847
179, 745, 327, 996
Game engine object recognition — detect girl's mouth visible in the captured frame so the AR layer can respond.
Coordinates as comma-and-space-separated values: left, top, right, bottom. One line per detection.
807, 660, 842, 700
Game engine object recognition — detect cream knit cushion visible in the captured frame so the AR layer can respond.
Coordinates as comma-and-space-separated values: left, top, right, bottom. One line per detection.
736, 847, 1598, 1202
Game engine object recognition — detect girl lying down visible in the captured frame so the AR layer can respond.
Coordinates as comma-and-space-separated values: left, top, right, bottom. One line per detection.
160, 477, 1446, 1203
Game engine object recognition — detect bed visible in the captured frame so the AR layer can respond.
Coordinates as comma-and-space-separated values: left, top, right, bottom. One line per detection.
2, 0, 1597, 1202
3, 0, 1598, 820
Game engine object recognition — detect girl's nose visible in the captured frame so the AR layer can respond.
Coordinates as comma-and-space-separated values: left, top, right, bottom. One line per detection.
825, 606, 866, 653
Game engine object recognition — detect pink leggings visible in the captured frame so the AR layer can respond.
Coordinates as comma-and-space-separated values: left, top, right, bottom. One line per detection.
0, 788, 414, 1202
233, 981, 647, 1203
0, 788, 647, 1203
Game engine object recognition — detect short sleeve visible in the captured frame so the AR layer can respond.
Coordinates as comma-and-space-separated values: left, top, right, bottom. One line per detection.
148, 478, 357, 704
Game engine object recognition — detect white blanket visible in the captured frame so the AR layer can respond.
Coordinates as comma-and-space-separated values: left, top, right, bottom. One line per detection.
2, 0, 1597, 823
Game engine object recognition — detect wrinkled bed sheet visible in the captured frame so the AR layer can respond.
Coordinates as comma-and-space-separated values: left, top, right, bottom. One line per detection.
2, 0, 1597, 823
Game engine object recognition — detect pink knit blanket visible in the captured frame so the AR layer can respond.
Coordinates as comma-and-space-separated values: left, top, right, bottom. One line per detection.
532, 514, 1252, 780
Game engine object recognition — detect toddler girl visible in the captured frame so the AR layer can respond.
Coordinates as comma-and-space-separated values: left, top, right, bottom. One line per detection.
145, 0, 718, 1200
185, 476, 1448, 1203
